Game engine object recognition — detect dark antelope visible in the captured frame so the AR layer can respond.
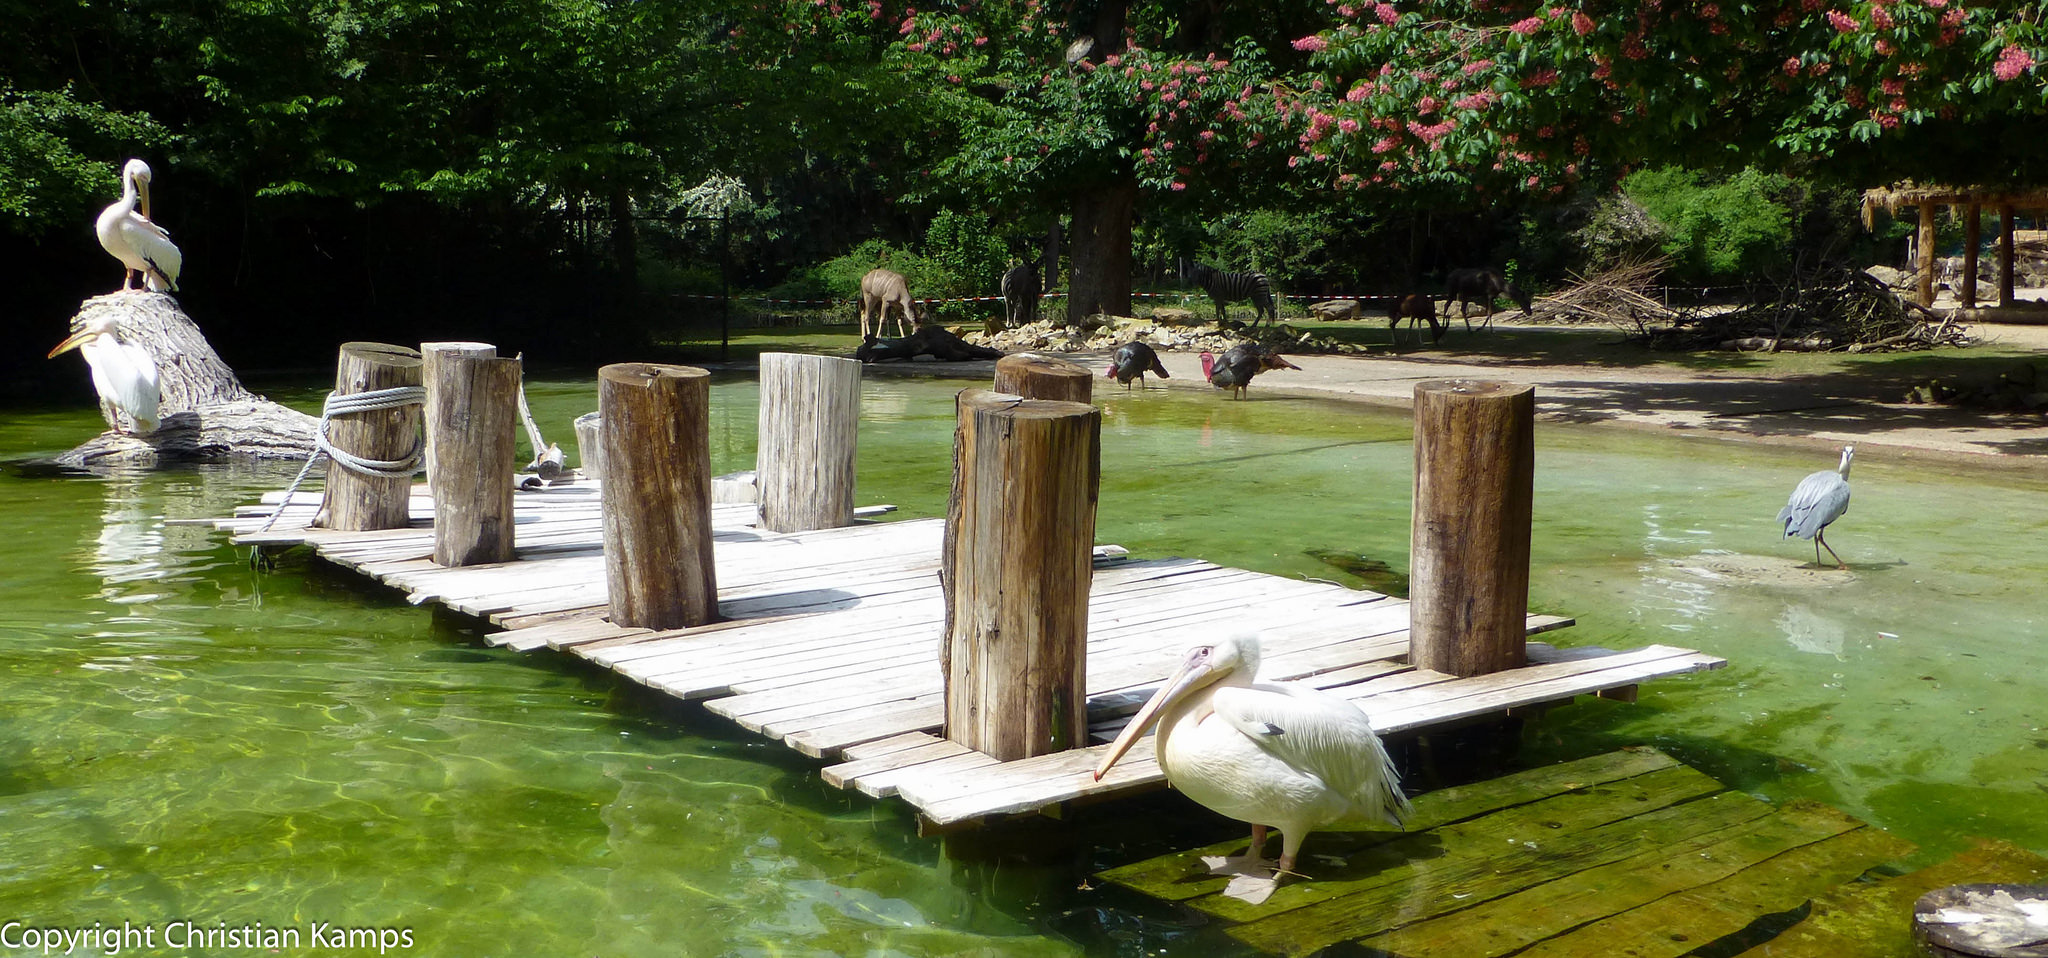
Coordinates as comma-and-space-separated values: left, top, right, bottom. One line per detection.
1444, 268, 1533, 331
859, 269, 919, 338
1387, 293, 1444, 346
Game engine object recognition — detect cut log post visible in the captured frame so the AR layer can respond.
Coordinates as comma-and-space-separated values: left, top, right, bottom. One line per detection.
422, 342, 520, 567
1410, 380, 1535, 677
993, 353, 1093, 403
756, 352, 862, 533
1916, 201, 1938, 307
319, 342, 423, 532
943, 388, 1100, 761
573, 412, 603, 480
599, 363, 716, 630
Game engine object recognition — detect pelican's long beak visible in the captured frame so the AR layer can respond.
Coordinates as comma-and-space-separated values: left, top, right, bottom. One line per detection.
136, 175, 152, 221
1093, 652, 1215, 781
47, 328, 95, 359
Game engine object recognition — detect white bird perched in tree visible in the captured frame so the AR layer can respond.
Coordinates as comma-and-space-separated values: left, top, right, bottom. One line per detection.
96, 158, 181, 294
1094, 632, 1410, 904
48, 315, 161, 435
1778, 445, 1853, 569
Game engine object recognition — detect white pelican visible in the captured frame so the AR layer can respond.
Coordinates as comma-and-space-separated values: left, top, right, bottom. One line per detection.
48, 315, 161, 434
96, 159, 181, 294
1778, 445, 1853, 569
1094, 633, 1410, 903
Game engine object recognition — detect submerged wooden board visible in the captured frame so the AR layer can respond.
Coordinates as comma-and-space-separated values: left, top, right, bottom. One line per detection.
1096, 747, 1925, 958
210, 480, 1727, 831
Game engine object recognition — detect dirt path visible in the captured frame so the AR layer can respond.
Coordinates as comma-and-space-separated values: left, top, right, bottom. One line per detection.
861, 322, 2048, 471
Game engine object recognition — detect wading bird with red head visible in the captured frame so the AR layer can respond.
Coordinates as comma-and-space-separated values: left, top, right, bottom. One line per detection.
1105, 340, 1170, 389
1199, 344, 1299, 400
1093, 633, 1409, 904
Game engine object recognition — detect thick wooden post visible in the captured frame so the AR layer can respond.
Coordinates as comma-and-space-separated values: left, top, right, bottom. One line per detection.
1410, 380, 1534, 677
599, 363, 716, 629
756, 352, 861, 533
319, 342, 422, 531
2000, 204, 2017, 308
993, 353, 1093, 403
573, 412, 603, 480
1915, 201, 1938, 307
422, 342, 520, 567
943, 388, 1100, 761
1962, 202, 1982, 308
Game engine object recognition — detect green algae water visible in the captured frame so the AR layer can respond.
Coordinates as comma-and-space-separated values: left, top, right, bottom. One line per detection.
3, 371, 2045, 956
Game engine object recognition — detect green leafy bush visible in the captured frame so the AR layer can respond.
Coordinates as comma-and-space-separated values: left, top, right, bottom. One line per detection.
1624, 166, 1794, 284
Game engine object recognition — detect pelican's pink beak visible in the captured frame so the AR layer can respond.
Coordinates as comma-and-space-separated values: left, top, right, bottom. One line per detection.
47, 328, 95, 359
1093, 647, 1216, 781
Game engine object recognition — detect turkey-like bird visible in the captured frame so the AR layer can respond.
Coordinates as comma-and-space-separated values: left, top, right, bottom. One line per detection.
1104, 341, 1170, 389
1200, 344, 1299, 400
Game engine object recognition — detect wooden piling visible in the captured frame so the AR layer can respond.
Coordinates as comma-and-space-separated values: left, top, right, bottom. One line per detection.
1916, 202, 1938, 307
993, 353, 1093, 403
943, 388, 1100, 761
422, 342, 521, 567
2000, 203, 2017, 307
599, 363, 716, 630
573, 412, 603, 480
1410, 380, 1534, 677
756, 352, 861, 533
1963, 202, 1982, 308
319, 342, 422, 531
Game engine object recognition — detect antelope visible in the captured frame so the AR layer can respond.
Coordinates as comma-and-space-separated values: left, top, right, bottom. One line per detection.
859, 269, 919, 338
1444, 268, 1533, 332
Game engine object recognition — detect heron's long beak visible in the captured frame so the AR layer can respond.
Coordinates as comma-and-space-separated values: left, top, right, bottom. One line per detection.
47, 329, 94, 359
137, 176, 152, 221
1093, 654, 1215, 781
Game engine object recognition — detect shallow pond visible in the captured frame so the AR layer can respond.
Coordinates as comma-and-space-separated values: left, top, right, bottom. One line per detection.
3, 370, 2045, 956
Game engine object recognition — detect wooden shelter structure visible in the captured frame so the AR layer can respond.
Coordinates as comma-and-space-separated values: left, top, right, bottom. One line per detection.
1862, 183, 2048, 314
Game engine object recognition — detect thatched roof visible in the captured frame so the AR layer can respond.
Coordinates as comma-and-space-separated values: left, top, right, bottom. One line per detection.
1861, 182, 2048, 228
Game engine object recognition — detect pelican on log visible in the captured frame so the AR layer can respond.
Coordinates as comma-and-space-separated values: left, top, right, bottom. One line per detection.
96, 158, 182, 294
48, 314, 160, 435
1094, 632, 1410, 903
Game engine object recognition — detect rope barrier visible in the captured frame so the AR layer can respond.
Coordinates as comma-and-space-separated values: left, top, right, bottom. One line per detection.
258, 385, 427, 533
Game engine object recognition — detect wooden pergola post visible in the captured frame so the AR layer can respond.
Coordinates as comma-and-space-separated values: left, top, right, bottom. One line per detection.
319, 342, 422, 531
993, 353, 1093, 403
1962, 203, 1983, 308
599, 363, 717, 630
422, 342, 520, 567
2000, 203, 2018, 308
943, 388, 1100, 761
1410, 380, 1534, 677
1916, 201, 1938, 307
756, 352, 862, 533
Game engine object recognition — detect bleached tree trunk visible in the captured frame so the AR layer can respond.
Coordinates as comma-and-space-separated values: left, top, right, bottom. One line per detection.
53, 293, 317, 466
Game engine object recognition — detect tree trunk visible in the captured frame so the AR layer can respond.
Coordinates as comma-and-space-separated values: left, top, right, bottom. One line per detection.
54, 293, 317, 466
1066, 178, 1138, 323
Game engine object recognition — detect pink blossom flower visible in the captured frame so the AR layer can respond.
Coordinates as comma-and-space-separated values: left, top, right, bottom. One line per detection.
1871, 5, 1894, 28
1171, 181, 1187, 190
1509, 17, 1543, 34
1925, 0, 1947, 6
1375, 3, 1399, 24
1995, 45, 2035, 81
1523, 68, 1558, 88
1572, 11, 1595, 34
907, 42, 924, 51
1463, 59, 1494, 74
1825, 10, 1858, 32
1417, 95, 1440, 113
1372, 135, 1399, 153
1339, 117, 1360, 132
1347, 83, 1371, 102
1292, 35, 1329, 52
1527, 175, 1541, 187
1881, 78, 1904, 94
1783, 57, 1802, 76
975, 36, 988, 45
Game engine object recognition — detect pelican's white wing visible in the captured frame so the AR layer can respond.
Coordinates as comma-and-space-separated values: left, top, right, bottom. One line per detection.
1210, 683, 1410, 826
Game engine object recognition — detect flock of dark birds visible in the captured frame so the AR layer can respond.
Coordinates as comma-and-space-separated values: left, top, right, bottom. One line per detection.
1102, 338, 1302, 400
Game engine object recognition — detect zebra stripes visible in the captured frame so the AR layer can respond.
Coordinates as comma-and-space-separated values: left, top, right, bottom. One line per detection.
1184, 261, 1277, 326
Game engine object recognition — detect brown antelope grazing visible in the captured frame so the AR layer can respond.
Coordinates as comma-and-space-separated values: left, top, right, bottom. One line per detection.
1387, 293, 1444, 346
1444, 268, 1534, 332
859, 269, 919, 338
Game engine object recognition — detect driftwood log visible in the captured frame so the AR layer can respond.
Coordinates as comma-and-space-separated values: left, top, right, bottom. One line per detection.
51, 293, 316, 466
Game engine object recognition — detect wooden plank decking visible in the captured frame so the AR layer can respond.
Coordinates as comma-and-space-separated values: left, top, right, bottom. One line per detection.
1097, 747, 2048, 957
204, 480, 1727, 829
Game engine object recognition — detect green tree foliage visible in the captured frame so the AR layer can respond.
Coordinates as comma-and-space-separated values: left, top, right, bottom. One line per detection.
1624, 167, 1795, 284
0, 87, 167, 234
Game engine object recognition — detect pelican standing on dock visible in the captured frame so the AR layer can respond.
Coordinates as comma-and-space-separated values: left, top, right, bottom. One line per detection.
1094, 633, 1410, 903
1778, 445, 1853, 569
48, 315, 161, 434
96, 159, 181, 294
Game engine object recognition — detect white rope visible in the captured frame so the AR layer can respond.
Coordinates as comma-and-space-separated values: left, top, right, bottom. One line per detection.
257, 385, 426, 533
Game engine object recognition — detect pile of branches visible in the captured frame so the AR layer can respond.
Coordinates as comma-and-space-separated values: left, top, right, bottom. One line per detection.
1634, 264, 1969, 353
1538, 256, 1680, 329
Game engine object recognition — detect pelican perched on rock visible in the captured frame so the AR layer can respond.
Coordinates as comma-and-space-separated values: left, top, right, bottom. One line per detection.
1778, 445, 1853, 569
1094, 632, 1410, 903
48, 315, 161, 434
96, 159, 181, 294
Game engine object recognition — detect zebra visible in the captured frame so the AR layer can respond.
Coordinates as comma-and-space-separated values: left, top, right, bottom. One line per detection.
1000, 259, 1042, 329
1182, 260, 1277, 327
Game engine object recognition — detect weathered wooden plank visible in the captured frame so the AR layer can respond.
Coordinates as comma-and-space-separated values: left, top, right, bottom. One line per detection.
837, 731, 949, 763
820, 739, 974, 790
1354, 799, 1881, 957
1096, 747, 1683, 901
1731, 838, 2048, 958
1224, 789, 1775, 955
1512, 814, 1914, 958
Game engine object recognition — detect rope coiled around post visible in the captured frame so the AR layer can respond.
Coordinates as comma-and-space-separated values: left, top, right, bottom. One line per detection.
258, 385, 427, 532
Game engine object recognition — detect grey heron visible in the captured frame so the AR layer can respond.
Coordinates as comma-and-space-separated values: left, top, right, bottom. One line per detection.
1778, 445, 1853, 569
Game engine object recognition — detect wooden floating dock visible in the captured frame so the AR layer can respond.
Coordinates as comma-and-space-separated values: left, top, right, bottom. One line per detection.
1099, 746, 2048, 957
208, 481, 1726, 830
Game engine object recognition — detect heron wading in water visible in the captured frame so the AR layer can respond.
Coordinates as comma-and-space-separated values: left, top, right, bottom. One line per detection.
1094, 633, 1410, 904
96, 158, 182, 295
1778, 445, 1854, 569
